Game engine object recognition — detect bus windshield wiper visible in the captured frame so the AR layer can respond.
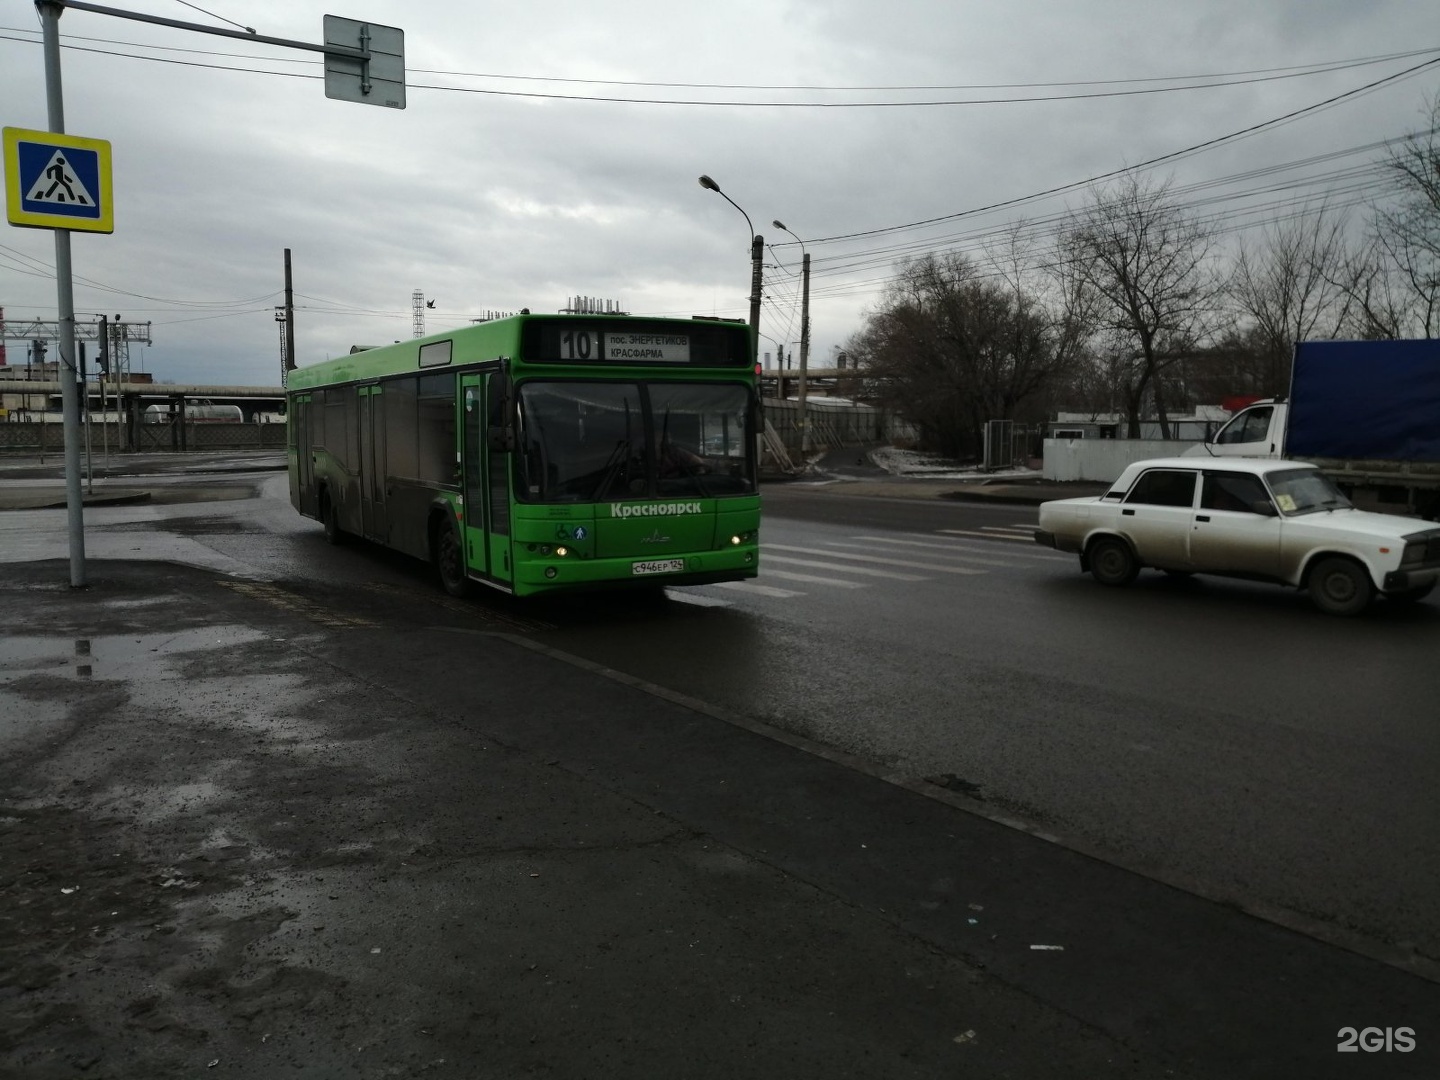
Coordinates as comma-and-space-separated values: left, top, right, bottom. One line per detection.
592, 400, 635, 501
592, 438, 633, 500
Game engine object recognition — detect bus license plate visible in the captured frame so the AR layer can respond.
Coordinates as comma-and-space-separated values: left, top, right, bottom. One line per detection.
632, 559, 685, 576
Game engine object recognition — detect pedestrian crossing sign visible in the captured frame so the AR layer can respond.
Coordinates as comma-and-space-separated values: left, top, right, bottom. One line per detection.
3, 127, 113, 233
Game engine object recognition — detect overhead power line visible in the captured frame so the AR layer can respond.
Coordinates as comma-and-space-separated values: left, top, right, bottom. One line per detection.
2, 25, 1437, 107
795, 54, 1440, 246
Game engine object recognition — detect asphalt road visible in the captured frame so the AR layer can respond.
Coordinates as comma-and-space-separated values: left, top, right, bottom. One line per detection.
516, 485, 1440, 976
2, 458, 1438, 1077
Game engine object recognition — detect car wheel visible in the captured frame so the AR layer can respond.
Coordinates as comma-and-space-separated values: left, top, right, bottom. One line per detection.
1088, 537, 1139, 587
321, 492, 345, 546
1307, 556, 1374, 616
436, 516, 470, 598
1386, 581, 1435, 604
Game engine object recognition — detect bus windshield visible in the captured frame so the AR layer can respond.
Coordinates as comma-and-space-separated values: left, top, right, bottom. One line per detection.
515, 381, 754, 503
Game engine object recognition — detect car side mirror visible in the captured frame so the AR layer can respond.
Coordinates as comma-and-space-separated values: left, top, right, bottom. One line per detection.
1251, 500, 1278, 517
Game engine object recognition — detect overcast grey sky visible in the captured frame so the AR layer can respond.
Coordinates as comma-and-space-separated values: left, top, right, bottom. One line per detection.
2, 0, 1438, 386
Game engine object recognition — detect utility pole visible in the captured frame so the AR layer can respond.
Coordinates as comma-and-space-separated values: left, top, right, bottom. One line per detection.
78, 338, 92, 492
97, 313, 108, 464
283, 248, 295, 372
798, 250, 811, 455
111, 315, 125, 450
748, 234, 764, 342
773, 220, 812, 462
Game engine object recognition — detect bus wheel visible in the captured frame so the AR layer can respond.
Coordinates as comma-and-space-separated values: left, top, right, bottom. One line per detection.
436, 518, 470, 598
321, 492, 345, 546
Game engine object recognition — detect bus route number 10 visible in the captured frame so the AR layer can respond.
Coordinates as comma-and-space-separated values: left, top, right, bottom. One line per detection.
559, 330, 597, 361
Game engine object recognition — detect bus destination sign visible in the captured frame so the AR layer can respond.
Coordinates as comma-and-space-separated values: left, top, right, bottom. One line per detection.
528, 318, 749, 366
547, 326, 690, 363
603, 332, 689, 362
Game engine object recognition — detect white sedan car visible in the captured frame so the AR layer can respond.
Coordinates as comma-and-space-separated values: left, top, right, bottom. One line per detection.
1033, 457, 1440, 615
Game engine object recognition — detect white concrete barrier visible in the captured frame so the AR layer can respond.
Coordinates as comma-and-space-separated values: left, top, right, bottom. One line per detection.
1042, 438, 1204, 482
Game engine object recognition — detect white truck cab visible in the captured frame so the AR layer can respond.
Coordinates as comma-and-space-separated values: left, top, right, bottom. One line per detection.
1185, 400, 1287, 459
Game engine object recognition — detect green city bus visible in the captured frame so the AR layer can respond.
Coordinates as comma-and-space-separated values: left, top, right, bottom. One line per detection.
286, 313, 760, 597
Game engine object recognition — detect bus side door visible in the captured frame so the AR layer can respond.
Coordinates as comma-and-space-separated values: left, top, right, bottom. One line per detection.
291, 394, 317, 517
463, 374, 516, 586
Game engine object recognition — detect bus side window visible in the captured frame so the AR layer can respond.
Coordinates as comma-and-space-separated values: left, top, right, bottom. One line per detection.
416, 373, 456, 485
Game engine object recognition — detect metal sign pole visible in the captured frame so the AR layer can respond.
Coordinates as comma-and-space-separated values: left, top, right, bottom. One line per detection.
38, 0, 86, 586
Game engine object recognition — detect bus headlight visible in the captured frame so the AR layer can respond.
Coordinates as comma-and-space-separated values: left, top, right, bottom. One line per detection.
555, 546, 569, 558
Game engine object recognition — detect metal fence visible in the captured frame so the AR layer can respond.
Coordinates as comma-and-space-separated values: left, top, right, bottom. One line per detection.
983, 419, 1045, 470
762, 399, 916, 466
0, 420, 288, 454
3, 404, 919, 471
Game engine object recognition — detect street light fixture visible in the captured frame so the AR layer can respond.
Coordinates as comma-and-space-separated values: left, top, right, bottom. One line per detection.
698, 175, 763, 339
773, 220, 812, 458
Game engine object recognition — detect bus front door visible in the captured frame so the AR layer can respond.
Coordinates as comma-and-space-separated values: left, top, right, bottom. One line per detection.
461, 376, 494, 583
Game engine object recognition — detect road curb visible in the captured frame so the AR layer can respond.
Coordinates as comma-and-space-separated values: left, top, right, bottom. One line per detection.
0, 489, 153, 511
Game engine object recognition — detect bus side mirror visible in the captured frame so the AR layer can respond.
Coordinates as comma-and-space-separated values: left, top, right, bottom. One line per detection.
488, 373, 515, 453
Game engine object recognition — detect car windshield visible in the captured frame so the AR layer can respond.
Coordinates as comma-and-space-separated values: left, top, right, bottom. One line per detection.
514, 380, 755, 503
1264, 467, 1352, 516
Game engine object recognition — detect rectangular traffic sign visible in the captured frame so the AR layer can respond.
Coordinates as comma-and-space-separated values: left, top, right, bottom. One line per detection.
3, 127, 114, 233
323, 15, 406, 109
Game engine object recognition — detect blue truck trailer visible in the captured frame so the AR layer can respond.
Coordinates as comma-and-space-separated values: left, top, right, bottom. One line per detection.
1190, 339, 1440, 520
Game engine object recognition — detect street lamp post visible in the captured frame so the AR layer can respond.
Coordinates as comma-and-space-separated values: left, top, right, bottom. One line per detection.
773, 220, 811, 458
698, 175, 763, 339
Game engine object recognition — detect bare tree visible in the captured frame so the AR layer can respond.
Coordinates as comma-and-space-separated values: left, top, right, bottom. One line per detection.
1227, 204, 1352, 393
987, 221, 1096, 407
1321, 238, 1410, 339
1061, 174, 1220, 436
1369, 93, 1440, 336
846, 252, 1075, 458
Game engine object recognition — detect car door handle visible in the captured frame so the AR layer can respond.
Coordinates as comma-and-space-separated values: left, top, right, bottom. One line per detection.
1196, 515, 1211, 522
1122, 508, 1135, 516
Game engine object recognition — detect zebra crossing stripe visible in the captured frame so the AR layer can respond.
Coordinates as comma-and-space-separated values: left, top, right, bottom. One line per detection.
712, 580, 803, 598
762, 569, 868, 588
851, 534, 1071, 562
823, 539, 1013, 568
938, 528, 1044, 544
761, 552, 929, 580
764, 543, 985, 576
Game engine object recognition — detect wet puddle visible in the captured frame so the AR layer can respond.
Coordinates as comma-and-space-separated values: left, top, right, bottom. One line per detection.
0, 625, 267, 682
